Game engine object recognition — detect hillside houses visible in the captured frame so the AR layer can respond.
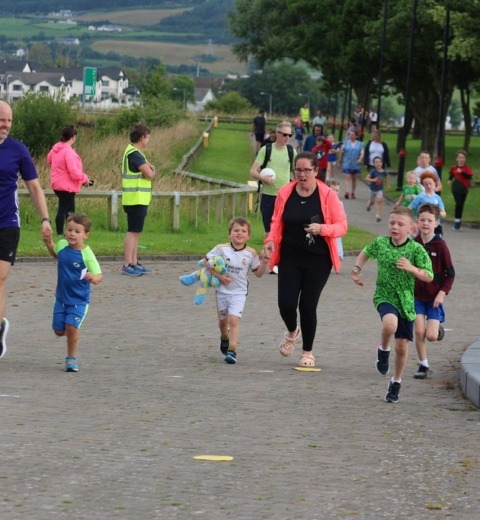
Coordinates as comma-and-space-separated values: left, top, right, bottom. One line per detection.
0, 61, 130, 104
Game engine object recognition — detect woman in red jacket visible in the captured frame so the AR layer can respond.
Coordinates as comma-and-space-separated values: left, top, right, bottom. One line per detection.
263, 152, 348, 368
48, 125, 91, 235
448, 150, 473, 230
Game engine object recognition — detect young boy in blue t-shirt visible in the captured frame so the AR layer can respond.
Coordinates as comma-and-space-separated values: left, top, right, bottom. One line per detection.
43, 213, 102, 372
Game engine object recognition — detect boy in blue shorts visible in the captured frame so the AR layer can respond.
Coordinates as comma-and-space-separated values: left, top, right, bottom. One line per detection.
43, 213, 103, 372
351, 206, 433, 403
413, 204, 455, 379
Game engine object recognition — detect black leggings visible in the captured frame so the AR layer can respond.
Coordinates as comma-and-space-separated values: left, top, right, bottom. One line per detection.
54, 191, 76, 235
452, 190, 468, 220
278, 253, 332, 351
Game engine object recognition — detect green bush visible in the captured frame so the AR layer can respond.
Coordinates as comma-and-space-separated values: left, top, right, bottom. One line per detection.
205, 91, 253, 114
10, 93, 75, 157
92, 98, 183, 138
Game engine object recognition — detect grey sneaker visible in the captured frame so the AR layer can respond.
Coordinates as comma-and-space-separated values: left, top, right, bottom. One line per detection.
413, 364, 430, 379
376, 348, 390, 375
385, 380, 401, 403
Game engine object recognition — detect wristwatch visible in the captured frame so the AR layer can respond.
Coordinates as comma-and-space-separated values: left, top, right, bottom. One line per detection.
41, 217, 51, 223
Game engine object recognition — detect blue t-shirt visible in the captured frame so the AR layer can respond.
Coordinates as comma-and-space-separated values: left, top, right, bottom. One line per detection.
54, 240, 102, 305
368, 168, 387, 192
0, 136, 39, 229
409, 193, 445, 216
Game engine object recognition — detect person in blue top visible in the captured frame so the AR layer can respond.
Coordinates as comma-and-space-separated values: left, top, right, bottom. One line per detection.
409, 172, 446, 237
365, 156, 388, 222
0, 100, 52, 360
43, 213, 103, 372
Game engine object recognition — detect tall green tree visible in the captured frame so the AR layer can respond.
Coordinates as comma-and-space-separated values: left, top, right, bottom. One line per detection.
229, 0, 480, 153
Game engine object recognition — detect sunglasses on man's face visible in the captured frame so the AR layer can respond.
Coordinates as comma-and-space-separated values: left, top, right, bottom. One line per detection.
277, 131, 292, 138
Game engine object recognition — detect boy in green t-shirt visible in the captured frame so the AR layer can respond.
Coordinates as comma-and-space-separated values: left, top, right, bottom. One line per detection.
351, 206, 433, 403
396, 171, 422, 208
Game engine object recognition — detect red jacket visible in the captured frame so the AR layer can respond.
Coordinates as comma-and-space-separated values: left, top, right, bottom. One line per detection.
265, 180, 348, 272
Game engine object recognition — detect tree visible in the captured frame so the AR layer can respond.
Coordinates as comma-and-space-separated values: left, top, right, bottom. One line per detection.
204, 91, 253, 114
140, 63, 171, 101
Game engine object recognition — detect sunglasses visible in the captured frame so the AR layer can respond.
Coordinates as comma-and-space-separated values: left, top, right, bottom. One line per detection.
277, 131, 293, 138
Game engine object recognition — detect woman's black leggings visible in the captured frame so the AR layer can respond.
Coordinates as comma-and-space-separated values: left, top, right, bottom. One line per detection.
54, 190, 76, 235
277, 253, 332, 351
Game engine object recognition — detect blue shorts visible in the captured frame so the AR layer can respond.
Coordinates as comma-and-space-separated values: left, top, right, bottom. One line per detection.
415, 299, 445, 323
53, 299, 88, 332
342, 168, 360, 175
377, 302, 413, 341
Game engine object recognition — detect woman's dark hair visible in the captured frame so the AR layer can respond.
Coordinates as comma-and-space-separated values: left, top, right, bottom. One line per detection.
130, 122, 151, 143
60, 125, 77, 142
294, 151, 317, 167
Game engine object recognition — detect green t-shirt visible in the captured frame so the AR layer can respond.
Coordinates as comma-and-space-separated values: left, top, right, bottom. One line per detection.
401, 184, 422, 207
363, 236, 433, 320
255, 144, 296, 196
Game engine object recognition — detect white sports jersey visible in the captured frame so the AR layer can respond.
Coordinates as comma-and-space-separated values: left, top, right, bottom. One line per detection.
206, 243, 261, 296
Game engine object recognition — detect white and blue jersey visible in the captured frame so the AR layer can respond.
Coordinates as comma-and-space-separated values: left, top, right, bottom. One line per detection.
54, 239, 102, 305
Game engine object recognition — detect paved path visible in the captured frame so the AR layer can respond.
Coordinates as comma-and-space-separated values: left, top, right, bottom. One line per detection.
1, 179, 479, 519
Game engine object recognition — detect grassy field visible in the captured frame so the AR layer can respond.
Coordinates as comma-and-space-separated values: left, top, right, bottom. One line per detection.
90, 39, 247, 75
74, 8, 194, 26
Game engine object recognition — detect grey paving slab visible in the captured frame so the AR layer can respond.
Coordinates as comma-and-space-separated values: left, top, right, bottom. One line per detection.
1, 179, 479, 519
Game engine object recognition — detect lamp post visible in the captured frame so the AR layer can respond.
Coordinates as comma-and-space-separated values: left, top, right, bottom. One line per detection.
260, 91, 272, 116
397, 0, 418, 191
173, 87, 186, 109
298, 93, 310, 108
5, 74, 12, 102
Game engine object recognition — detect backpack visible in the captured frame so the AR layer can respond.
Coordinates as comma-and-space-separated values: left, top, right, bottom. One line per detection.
258, 143, 294, 192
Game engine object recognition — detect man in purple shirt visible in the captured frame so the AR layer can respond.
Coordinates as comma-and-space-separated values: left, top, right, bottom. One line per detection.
0, 100, 52, 359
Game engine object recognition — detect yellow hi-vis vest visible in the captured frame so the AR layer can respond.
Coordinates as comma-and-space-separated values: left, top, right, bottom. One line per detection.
300, 106, 310, 123
121, 144, 152, 206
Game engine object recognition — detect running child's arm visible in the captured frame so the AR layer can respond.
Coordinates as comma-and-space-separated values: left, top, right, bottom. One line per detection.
253, 251, 271, 278
351, 251, 369, 286
396, 257, 433, 282
84, 272, 103, 285
42, 236, 58, 259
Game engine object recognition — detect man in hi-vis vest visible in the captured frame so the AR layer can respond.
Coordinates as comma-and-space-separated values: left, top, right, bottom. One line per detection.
121, 123, 156, 276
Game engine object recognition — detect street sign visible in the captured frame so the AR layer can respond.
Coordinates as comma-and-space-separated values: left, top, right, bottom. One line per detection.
83, 67, 97, 97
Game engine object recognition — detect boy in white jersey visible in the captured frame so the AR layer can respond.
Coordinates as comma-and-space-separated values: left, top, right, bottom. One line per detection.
205, 217, 270, 364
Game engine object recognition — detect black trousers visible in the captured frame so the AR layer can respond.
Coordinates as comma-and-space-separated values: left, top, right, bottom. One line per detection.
277, 252, 332, 351
54, 191, 76, 235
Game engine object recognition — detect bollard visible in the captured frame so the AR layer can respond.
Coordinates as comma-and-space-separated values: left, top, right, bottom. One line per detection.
213, 116, 218, 127
203, 131, 209, 147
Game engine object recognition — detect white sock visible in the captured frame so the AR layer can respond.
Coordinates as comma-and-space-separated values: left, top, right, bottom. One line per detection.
392, 377, 401, 384
419, 359, 429, 367
378, 345, 390, 352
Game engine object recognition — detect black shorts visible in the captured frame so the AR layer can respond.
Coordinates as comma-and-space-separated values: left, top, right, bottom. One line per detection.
123, 205, 148, 233
0, 227, 20, 265
255, 133, 265, 143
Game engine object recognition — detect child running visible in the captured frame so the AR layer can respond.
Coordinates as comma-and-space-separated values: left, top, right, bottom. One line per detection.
396, 171, 422, 208
43, 213, 103, 372
365, 156, 387, 222
204, 217, 269, 364
413, 204, 455, 379
351, 206, 433, 403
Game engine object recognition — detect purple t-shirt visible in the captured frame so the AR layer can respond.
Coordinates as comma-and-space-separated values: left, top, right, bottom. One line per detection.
0, 136, 39, 229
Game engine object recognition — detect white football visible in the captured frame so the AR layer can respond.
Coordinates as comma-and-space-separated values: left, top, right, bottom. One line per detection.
260, 167, 276, 180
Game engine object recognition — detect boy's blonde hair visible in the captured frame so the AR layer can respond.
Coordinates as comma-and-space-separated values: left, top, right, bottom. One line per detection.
326, 179, 340, 188
390, 205, 414, 221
